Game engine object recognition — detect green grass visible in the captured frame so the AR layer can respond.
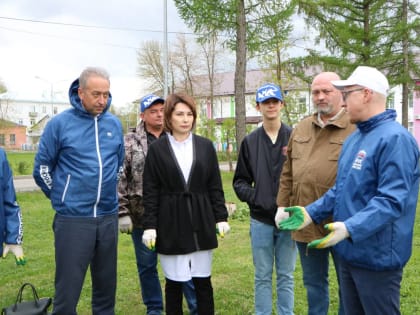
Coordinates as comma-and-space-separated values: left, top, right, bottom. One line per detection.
1, 172, 420, 314
6, 151, 35, 175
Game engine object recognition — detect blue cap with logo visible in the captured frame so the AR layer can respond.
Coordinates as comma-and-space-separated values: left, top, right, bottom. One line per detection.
140, 94, 165, 112
256, 83, 283, 103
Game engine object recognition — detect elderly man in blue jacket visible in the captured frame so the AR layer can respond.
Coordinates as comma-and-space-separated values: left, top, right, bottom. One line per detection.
33, 67, 124, 315
279, 66, 420, 315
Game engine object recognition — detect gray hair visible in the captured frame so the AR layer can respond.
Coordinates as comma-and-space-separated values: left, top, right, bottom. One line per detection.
79, 67, 110, 88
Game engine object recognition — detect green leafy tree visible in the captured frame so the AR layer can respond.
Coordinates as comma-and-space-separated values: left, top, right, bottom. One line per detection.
295, 0, 420, 127
196, 116, 217, 142
110, 102, 138, 134
174, 0, 298, 147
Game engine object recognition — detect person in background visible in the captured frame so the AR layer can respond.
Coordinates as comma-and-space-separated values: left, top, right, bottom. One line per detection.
279, 66, 420, 315
0, 148, 25, 266
33, 67, 124, 315
142, 93, 230, 315
277, 72, 355, 315
233, 83, 296, 315
118, 93, 197, 315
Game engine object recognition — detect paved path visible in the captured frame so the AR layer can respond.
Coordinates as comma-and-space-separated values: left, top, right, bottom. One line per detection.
13, 175, 39, 192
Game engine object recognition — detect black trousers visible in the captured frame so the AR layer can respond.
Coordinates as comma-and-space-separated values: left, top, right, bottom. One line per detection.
52, 214, 118, 315
165, 276, 214, 315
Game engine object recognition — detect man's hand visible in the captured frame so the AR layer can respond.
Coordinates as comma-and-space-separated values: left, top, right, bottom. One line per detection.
119, 216, 133, 234
278, 206, 312, 230
2, 244, 26, 266
275, 207, 289, 227
216, 222, 231, 238
142, 229, 156, 251
308, 222, 349, 249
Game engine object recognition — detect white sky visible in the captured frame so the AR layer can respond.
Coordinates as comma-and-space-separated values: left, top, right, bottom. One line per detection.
0, 0, 192, 108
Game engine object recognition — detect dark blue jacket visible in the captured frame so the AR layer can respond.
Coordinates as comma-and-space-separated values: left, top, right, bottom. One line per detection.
233, 123, 292, 226
308, 109, 420, 271
0, 149, 22, 252
33, 78, 124, 217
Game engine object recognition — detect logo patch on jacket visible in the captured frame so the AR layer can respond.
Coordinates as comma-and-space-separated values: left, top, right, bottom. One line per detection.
352, 150, 366, 170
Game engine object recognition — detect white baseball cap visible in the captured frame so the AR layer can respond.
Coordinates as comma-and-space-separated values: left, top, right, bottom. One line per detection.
331, 66, 389, 96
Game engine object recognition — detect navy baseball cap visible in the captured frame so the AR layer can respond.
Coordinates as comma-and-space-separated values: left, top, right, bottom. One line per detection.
140, 94, 164, 112
256, 83, 283, 103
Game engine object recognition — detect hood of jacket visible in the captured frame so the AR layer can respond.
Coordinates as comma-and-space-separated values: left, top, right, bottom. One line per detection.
68, 78, 112, 116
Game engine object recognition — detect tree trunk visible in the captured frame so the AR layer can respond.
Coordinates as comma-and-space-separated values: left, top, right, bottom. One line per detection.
234, 0, 247, 148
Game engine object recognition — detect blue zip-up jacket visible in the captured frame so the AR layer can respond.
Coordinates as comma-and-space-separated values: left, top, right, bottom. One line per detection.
307, 109, 420, 271
33, 78, 124, 217
0, 148, 23, 253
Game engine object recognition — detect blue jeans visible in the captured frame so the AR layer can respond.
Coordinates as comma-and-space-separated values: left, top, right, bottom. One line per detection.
338, 258, 402, 315
132, 228, 197, 315
250, 218, 297, 315
297, 241, 344, 315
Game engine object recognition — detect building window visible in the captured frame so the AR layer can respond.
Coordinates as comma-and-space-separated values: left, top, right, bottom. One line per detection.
298, 97, 306, 113
408, 121, 413, 135
0, 134, 4, 146
387, 93, 395, 109
43, 105, 47, 113
9, 134, 15, 145
409, 92, 413, 109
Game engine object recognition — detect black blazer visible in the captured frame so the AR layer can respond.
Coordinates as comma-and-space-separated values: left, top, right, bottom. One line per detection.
143, 134, 228, 255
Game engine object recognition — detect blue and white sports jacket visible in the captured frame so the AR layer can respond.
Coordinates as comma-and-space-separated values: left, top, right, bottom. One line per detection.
33, 78, 124, 217
0, 149, 23, 252
307, 109, 420, 271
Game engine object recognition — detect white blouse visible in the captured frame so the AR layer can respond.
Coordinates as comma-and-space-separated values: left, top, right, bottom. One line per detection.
168, 132, 193, 183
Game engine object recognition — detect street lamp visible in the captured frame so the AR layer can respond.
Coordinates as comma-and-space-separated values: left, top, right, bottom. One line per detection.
35, 76, 65, 117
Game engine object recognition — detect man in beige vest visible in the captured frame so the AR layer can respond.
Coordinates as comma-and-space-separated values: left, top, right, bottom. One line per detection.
276, 72, 355, 315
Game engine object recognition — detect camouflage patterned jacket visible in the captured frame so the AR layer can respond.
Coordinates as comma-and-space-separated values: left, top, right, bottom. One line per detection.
118, 120, 149, 228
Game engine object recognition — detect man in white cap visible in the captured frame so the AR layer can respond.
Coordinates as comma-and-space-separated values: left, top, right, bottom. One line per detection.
278, 66, 420, 314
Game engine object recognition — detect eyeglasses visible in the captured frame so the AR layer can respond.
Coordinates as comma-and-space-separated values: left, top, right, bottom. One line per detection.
341, 88, 365, 101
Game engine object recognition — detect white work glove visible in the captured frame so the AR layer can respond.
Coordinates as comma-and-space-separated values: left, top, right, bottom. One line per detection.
275, 207, 289, 228
216, 222, 231, 238
308, 222, 349, 249
2, 244, 26, 265
142, 229, 156, 251
119, 216, 133, 234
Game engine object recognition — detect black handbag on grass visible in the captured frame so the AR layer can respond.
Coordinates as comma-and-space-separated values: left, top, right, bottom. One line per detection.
1, 282, 52, 315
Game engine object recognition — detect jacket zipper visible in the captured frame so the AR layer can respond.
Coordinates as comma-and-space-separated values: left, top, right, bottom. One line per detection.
94, 116, 103, 218
61, 174, 71, 203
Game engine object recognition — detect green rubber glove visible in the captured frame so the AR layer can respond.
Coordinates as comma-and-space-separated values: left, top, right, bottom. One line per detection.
2, 244, 26, 266
308, 222, 349, 249
278, 206, 312, 230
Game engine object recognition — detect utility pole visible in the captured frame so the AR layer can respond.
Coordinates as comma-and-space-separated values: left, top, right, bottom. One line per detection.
163, 0, 169, 98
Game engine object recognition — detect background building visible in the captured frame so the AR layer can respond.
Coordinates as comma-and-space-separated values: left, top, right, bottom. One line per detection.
0, 97, 71, 149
